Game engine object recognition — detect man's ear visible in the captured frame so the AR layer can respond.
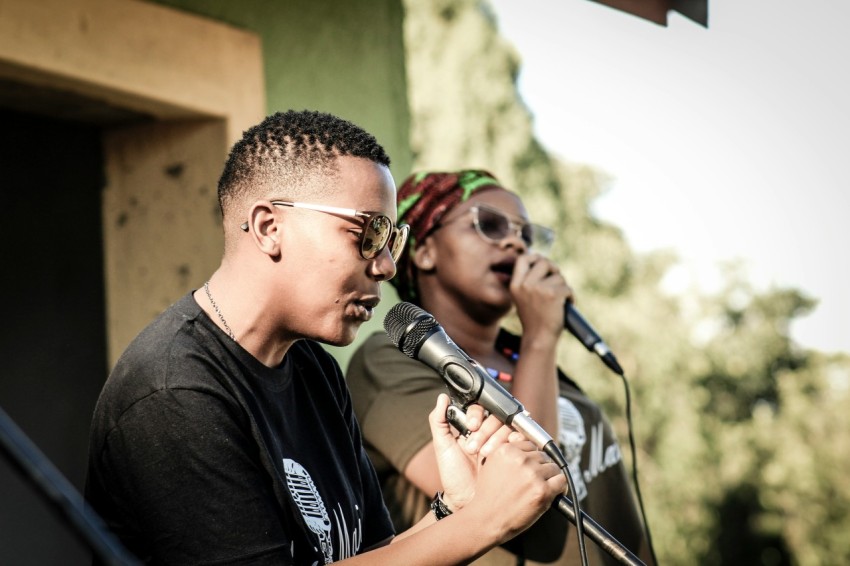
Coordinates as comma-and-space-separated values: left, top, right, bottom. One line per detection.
413, 240, 436, 271
245, 201, 282, 256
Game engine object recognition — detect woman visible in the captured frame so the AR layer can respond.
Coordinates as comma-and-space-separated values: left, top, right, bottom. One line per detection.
346, 169, 654, 565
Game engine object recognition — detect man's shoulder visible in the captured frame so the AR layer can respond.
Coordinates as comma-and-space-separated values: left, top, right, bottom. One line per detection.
99, 294, 212, 404
114, 294, 200, 367
124, 290, 198, 340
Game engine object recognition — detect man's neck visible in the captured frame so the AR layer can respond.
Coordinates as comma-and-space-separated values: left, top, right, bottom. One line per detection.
196, 264, 296, 368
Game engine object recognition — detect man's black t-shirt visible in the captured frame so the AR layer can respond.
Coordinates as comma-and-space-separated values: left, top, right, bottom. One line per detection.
86, 293, 393, 565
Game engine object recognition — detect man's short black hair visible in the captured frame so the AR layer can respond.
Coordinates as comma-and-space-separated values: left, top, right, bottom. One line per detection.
218, 109, 391, 216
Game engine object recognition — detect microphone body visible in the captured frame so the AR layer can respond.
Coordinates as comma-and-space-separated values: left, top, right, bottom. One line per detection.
564, 303, 624, 375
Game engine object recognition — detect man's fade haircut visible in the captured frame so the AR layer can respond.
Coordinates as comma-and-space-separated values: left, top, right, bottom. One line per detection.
217, 109, 391, 218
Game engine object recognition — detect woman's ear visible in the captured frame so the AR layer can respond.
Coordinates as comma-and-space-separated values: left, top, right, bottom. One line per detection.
245, 201, 282, 257
413, 241, 435, 271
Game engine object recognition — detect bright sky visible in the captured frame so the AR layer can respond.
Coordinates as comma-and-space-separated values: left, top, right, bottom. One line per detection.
489, 0, 849, 354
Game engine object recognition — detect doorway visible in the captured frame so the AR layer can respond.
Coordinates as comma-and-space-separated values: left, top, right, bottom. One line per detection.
0, 108, 108, 565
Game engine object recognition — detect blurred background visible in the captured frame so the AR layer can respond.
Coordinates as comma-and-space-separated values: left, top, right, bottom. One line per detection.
1, 0, 847, 564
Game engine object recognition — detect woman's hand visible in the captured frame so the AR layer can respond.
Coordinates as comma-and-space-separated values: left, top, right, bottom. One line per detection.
509, 253, 573, 341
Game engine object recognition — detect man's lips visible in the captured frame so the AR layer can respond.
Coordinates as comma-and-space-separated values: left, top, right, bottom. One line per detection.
353, 296, 380, 318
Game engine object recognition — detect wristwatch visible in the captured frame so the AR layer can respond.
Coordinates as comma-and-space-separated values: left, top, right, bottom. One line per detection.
430, 491, 453, 520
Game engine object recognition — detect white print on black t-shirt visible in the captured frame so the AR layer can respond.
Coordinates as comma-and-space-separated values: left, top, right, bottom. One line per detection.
284, 458, 332, 563
557, 398, 623, 501
583, 421, 623, 484
283, 458, 363, 564
331, 501, 363, 559
557, 398, 589, 501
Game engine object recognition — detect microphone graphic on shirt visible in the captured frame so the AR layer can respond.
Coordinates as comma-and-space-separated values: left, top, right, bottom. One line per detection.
284, 458, 332, 563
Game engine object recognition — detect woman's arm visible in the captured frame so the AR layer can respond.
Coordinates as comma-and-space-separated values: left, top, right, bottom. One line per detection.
508, 252, 572, 439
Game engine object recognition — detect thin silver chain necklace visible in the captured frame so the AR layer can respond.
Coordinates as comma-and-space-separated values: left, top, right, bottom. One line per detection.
203, 280, 236, 342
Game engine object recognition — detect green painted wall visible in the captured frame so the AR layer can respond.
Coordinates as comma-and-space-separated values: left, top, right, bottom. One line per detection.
152, 0, 412, 182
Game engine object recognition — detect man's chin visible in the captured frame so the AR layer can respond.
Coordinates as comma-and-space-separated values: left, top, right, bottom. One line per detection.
321, 323, 363, 348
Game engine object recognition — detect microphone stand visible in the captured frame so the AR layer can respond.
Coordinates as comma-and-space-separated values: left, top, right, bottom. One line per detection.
552, 493, 645, 566
0, 404, 140, 565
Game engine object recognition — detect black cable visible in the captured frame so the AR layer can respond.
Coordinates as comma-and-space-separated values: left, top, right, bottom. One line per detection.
543, 441, 590, 566
618, 373, 658, 565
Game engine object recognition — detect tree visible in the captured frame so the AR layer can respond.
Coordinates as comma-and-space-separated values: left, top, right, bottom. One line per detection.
402, 1, 850, 564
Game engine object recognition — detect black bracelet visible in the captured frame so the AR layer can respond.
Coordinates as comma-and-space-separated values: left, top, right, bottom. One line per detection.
430, 491, 453, 520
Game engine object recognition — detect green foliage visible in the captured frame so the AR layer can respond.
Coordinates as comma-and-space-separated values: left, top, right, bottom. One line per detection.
402, 1, 850, 564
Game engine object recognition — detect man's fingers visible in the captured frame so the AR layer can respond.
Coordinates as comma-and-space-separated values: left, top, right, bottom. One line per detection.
464, 413, 508, 454
462, 404, 488, 431
429, 394, 458, 452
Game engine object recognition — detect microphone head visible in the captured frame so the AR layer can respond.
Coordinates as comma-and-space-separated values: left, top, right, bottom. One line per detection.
384, 302, 439, 358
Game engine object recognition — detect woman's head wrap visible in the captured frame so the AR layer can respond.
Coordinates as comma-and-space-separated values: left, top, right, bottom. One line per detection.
391, 169, 504, 303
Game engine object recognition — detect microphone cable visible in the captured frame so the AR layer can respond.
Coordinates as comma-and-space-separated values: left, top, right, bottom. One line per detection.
543, 441, 590, 566
615, 370, 658, 566
568, 304, 657, 565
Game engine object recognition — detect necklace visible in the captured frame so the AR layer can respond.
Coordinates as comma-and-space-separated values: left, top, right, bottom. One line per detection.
204, 280, 236, 341
485, 344, 519, 383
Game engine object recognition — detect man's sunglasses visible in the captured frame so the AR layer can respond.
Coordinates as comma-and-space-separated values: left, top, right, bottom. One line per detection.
241, 200, 409, 263
440, 204, 554, 252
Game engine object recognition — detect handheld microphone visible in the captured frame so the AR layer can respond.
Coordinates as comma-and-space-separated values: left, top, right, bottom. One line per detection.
383, 302, 556, 452
564, 303, 624, 375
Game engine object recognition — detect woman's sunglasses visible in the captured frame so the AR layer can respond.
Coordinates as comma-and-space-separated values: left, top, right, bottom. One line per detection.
241, 201, 410, 263
445, 204, 554, 252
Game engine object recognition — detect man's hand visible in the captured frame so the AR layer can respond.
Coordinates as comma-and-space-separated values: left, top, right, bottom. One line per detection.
429, 394, 509, 510
428, 393, 566, 536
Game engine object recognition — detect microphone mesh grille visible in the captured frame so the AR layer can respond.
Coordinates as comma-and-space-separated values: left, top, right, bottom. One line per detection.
384, 302, 438, 358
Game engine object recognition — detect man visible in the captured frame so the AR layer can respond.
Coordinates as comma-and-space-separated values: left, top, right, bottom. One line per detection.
86, 110, 565, 565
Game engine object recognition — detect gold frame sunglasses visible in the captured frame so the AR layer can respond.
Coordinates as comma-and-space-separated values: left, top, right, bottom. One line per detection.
241, 200, 410, 263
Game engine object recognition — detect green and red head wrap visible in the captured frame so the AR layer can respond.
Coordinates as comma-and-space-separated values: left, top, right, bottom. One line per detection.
391, 169, 504, 303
